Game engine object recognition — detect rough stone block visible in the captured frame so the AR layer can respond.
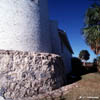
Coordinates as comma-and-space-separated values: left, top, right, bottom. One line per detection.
0, 50, 66, 100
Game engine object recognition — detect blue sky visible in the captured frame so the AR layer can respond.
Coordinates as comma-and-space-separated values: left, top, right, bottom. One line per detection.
48, 0, 97, 62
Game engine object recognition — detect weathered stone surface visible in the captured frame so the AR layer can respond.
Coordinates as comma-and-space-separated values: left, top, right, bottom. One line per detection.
0, 50, 66, 100
12, 83, 77, 100
0, 96, 5, 100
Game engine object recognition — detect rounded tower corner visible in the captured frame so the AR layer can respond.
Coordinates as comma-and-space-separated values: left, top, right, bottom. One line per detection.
0, 0, 51, 53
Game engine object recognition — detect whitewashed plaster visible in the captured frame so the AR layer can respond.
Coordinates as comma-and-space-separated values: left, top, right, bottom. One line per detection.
49, 20, 61, 54
0, 0, 51, 52
61, 45, 72, 74
0, 0, 72, 74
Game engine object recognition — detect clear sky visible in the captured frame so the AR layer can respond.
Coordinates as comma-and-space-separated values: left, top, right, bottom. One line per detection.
48, 0, 97, 62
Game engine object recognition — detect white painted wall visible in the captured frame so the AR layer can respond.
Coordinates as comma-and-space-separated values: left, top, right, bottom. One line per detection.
61, 45, 72, 74
0, 0, 72, 74
0, 0, 51, 52
49, 20, 61, 54
50, 21, 72, 74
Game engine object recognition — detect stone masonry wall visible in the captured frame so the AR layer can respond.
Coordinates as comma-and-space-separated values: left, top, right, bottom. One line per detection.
0, 50, 66, 100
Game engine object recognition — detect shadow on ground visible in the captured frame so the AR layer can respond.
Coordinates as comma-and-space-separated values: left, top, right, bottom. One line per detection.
67, 57, 98, 85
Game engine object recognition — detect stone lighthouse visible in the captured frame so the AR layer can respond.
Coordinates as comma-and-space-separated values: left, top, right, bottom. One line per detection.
0, 0, 51, 52
0, 1, 74, 99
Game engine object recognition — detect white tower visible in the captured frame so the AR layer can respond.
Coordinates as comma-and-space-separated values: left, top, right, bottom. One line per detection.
0, 0, 51, 52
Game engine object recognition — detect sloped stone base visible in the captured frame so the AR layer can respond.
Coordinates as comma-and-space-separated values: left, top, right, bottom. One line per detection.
0, 50, 66, 100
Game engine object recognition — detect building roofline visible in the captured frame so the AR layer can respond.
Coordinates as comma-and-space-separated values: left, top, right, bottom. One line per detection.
58, 29, 74, 54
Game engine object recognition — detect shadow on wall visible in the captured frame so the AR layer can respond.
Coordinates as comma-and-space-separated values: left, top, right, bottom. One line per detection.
71, 57, 83, 76
67, 57, 97, 85
67, 57, 82, 85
